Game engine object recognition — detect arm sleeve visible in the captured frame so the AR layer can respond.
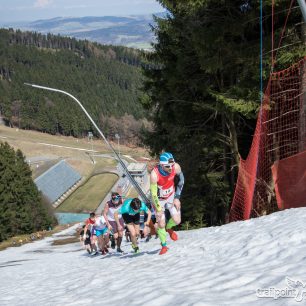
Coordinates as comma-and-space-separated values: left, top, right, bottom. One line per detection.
150, 182, 161, 212
174, 171, 184, 199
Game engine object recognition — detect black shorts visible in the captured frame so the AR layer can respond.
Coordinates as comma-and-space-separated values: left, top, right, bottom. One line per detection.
165, 208, 171, 223
122, 213, 140, 225
151, 216, 156, 224
84, 239, 91, 245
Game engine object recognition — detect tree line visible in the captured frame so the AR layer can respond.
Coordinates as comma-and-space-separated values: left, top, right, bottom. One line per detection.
0, 28, 149, 143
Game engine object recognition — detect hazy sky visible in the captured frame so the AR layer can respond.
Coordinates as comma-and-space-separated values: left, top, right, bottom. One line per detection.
0, 0, 164, 23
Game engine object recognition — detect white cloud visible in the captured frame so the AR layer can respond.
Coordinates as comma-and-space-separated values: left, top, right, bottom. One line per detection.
34, 0, 53, 8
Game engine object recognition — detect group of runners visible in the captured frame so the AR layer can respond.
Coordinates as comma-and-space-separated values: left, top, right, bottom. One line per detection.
80, 152, 184, 255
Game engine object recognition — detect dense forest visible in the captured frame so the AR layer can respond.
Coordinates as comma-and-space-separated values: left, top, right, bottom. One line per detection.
142, 0, 305, 227
0, 142, 57, 241
0, 28, 150, 144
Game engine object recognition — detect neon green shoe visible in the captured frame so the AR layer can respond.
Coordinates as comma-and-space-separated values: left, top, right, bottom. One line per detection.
132, 244, 139, 253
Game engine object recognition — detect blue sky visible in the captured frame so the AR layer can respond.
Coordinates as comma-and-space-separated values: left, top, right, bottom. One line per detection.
0, 0, 164, 23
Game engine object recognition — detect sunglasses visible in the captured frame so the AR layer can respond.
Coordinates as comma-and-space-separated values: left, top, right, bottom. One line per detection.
161, 158, 175, 169
112, 196, 121, 200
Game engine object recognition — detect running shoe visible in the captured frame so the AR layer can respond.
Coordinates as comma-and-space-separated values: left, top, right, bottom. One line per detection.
145, 234, 151, 243
117, 247, 124, 253
132, 244, 139, 253
166, 229, 178, 241
159, 246, 168, 255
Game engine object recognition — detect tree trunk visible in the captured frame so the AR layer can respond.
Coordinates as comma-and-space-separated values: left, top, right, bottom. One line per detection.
226, 114, 240, 168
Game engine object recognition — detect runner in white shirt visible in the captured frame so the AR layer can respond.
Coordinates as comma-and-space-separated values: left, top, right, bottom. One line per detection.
93, 215, 110, 255
103, 192, 124, 253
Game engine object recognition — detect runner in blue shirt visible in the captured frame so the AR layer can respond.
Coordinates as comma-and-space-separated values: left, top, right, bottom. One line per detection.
114, 197, 151, 253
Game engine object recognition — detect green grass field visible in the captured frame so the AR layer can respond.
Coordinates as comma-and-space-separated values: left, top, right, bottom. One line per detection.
56, 173, 118, 213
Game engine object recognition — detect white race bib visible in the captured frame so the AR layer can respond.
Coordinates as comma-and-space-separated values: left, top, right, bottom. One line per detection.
159, 186, 174, 197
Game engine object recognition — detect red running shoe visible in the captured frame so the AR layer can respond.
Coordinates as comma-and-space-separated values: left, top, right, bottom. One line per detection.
159, 246, 168, 255
104, 247, 109, 253
167, 229, 178, 241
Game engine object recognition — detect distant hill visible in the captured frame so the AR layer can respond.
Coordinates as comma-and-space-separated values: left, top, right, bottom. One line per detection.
1, 14, 164, 49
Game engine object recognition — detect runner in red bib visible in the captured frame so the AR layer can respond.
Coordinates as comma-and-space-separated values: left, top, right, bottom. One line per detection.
150, 152, 184, 255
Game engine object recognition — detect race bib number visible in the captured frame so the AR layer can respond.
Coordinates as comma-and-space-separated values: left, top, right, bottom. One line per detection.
159, 186, 173, 197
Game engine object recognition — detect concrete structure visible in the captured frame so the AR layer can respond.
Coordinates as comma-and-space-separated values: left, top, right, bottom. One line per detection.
95, 162, 149, 214
127, 162, 148, 188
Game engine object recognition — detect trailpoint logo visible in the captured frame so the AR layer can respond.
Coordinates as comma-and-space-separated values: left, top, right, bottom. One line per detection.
256, 277, 306, 302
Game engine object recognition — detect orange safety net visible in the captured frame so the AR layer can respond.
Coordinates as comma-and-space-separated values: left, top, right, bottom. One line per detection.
230, 57, 306, 222
271, 150, 306, 209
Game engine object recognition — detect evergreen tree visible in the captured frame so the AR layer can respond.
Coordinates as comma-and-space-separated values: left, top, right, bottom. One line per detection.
0, 142, 57, 241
